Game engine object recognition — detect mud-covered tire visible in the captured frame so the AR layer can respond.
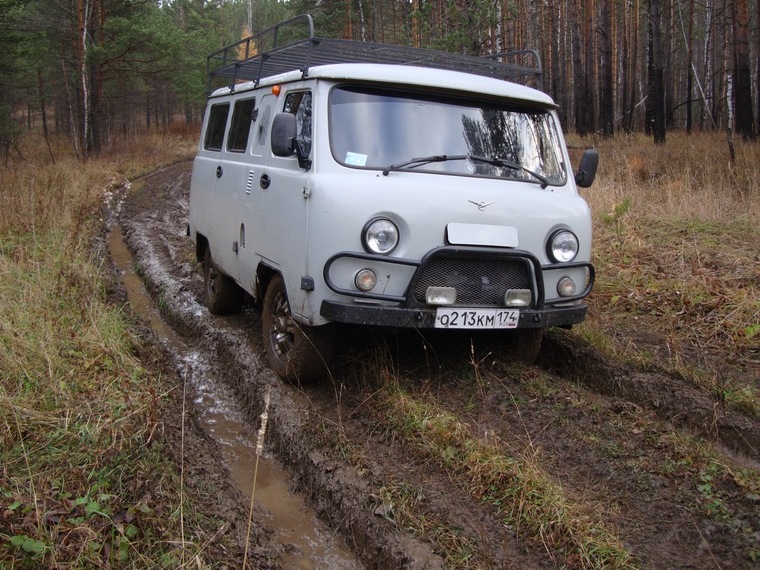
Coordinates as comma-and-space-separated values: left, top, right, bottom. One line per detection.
203, 248, 242, 315
262, 275, 335, 384
502, 328, 543, 364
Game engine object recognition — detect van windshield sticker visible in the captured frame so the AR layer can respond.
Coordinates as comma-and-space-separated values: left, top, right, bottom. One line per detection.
345, 152, 368, 166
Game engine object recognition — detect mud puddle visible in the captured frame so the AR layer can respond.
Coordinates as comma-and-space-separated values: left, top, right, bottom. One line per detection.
107, 226, 361, 569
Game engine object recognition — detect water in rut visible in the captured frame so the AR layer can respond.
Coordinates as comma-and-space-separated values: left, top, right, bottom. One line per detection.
107, 226, 360, 569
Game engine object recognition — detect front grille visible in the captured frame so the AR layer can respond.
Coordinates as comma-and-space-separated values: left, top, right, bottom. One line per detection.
413, 257, 531, 306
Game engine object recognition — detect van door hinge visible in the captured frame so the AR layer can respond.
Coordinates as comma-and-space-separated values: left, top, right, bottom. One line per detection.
302, 184, 311, 199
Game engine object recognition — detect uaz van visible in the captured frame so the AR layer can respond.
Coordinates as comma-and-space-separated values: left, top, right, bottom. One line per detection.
189, 15, 599, 383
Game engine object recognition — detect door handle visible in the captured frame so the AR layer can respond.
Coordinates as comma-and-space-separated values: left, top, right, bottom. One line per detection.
260, 174, 271, 189
216, 165, 223, 178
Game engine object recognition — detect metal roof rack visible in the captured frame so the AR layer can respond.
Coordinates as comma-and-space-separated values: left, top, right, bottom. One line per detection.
206, 14, 542, 96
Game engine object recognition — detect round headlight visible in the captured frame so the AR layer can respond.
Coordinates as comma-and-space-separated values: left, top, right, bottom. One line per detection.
548, 230, 579, 263
363, 218, 399, 254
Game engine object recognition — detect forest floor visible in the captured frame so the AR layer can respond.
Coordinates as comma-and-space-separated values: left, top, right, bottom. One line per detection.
112, 159, 760, 569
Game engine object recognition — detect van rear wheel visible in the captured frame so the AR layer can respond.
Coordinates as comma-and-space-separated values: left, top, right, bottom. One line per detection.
262, 275, 335, 384
203, 248, 242, 314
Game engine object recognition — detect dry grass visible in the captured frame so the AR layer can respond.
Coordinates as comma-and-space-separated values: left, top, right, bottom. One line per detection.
369, 357, 636, 569
0, 131, 208, 568
1, 131, 196, 236
575, 133, 759, 414
3, 128, 757, 566
346, 132, 759, 566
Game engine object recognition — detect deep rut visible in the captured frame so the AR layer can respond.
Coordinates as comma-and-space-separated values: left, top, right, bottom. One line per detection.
114, 161, 760, 569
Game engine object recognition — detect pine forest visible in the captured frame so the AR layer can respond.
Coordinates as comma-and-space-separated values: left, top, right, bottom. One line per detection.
1, 0, 759, 159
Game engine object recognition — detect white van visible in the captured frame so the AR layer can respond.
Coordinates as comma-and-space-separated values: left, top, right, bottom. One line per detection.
189, 15, 599, 383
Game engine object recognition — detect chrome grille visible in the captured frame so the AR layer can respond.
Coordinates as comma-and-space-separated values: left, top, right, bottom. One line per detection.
414, 258, 530, 306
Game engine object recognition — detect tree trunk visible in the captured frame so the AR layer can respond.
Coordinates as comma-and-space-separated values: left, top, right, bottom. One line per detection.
38, 69, 55, 164
726, 72, 736, 163
733, 0, 754, 139
649, 0, 666, 143
600, 0, 614, 136
624, 0, 640, 131
572, 0, 585, 135
664, 0, 674, 128
78, 0, 91, 159
583, 0, 596, 135
686, 0, 694, 133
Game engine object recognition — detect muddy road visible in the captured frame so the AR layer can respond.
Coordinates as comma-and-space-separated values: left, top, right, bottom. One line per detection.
110, 161, 760, 569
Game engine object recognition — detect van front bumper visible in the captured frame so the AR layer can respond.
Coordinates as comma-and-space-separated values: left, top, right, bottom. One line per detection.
320, 300, 587, 329
320, 246, 593, 329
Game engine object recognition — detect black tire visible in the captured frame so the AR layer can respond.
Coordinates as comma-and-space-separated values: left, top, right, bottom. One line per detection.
502, 328, 543, 364
203, 248, 242, 314
262, 275, 335, 384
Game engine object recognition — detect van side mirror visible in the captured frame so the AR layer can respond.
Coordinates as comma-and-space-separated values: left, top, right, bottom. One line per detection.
271, 113, 297, 157
574, 149, 599, 188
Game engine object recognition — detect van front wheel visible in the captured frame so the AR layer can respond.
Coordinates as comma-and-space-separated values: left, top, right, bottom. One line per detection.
503, 328, 543, 364
262, 275, 335, 384
203, 248, 242, 314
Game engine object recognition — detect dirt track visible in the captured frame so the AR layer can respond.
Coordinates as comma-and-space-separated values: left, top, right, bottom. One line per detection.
112, 161, 760, 569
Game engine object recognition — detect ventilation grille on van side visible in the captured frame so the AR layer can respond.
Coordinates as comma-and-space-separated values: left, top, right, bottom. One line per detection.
207, 14, 542, 95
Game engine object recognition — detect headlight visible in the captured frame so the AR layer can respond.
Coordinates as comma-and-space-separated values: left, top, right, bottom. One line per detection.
547, 230, 579, 263
362, 218, 399, 254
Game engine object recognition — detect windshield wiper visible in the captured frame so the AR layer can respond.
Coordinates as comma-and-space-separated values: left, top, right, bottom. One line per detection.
467, 154, 549, 188
381, 154, 468, 176
381, 153, 549, 188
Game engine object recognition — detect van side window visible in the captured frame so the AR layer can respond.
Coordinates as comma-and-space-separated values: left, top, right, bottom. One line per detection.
203, 103, 229, 151
227, 98, 256, 152
283, 91, 312, 157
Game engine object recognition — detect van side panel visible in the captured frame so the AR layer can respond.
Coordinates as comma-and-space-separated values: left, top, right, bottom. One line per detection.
245, 88, 314, 320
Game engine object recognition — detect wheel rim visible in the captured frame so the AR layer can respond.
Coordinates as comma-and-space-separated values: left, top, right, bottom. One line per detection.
269, 288, 295, 359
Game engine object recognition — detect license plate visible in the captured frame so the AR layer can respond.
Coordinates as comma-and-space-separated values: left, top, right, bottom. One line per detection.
434, 308, 520, 329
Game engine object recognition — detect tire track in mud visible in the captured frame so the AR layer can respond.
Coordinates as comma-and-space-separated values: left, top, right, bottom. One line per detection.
117, 162, 760, 569
116, 165, 451, 569
539, 331, 760, 459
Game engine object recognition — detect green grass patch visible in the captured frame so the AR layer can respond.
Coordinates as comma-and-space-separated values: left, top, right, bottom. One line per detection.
377, 382, 637, 569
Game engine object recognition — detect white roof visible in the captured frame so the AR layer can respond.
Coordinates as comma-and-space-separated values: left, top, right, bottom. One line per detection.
210, 63, 556, 108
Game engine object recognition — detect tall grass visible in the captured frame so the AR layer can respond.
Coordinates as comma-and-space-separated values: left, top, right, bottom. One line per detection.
0, 132, 210, 568
576, 133, 759, 414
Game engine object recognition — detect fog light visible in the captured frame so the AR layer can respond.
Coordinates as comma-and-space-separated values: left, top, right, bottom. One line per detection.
504, 289, 532, 307
557, 277, 577, 297
426, 287, 457, 305
355, 269, 377, 292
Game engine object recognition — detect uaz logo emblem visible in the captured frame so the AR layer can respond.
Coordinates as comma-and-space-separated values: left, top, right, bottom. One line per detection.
468, 200, 494, 211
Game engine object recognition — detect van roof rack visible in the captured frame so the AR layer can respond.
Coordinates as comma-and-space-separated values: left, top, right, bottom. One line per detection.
206, 14, 542, 96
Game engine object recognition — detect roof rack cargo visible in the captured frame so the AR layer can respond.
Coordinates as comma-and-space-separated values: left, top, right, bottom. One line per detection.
206, 14, 543, 96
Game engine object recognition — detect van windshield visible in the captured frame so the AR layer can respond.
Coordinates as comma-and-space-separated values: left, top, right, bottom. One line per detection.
329, 85, 567, 185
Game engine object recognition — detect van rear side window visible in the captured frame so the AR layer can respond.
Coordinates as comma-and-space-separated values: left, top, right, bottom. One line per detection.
203, 103, 229, 151
227, 98, 256, 152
